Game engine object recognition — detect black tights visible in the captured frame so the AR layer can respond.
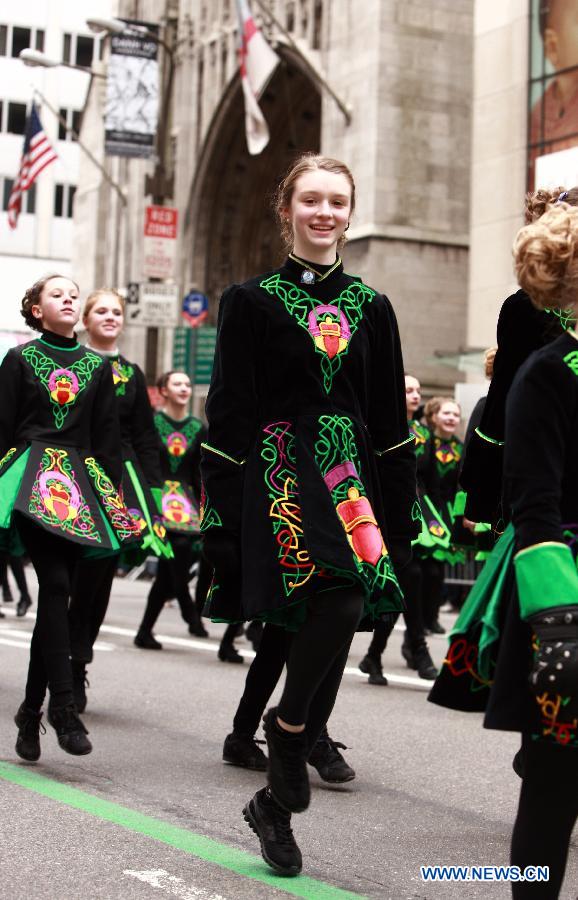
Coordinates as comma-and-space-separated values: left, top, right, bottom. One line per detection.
367, 558, 426, 658
17, 516, 80, 711
68, 556, 118, 663
138, 533, 199, 633
510, 738, 578, 898
234, 622, 344, 747
0, 552, 30, 599
277, 586, 364, 744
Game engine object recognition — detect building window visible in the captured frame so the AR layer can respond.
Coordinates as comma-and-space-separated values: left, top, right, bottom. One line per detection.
11, 26, 30, 58
62, 32, 71, 64
57, 108, 81, 141
62, 32, 94, 68
7, 102, 26, 135
54, 184, 76, 218
2, 178, 35, 214
0, 25, 7, 56
75, 35, 94, 67
528, 0, 578, 187
35, 29, 44, 52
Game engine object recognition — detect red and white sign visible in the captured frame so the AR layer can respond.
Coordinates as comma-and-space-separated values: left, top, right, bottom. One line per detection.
143, 205, 178, 279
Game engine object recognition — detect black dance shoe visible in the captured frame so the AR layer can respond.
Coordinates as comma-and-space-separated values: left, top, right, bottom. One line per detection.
72, 661, 89, 714
14, 703, 45, 761
402, 639, 437, 680
218, 643, 244, 663
16, 595, 33, 617
425, 620, 446, 635
243, 787, 302, 876
3, 586, 14, 603
47, 703, 92, 755
223, 732, 268, 771
308, 728, 355, 783
263, 707, 310, 813
134, 630, 163, 650
358, 654, 389, 685
188, 619, 209, 638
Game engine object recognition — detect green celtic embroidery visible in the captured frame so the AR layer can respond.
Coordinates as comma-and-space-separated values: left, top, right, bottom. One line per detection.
29, 447, 100, 542
85, 456, 139, 542
409, 419, 430, 458
199, 493, 223, 532
22, 344, 104, 429
434, 436, 462, 475
314, 414, 400, 597
259, 274, 376, 393
111, 358, 134, 397
547, 307, 576, 331
155, 414, 203, 474
563, 350, 578, 377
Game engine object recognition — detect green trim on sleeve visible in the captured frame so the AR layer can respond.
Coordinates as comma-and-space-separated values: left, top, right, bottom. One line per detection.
201, 442, 246, 466
452, 489, 467, 517
514, 542, 578, 619
474, 428, 504, 447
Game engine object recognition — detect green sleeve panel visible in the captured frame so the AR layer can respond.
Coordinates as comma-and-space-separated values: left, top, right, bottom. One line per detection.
515, 542, 578, 619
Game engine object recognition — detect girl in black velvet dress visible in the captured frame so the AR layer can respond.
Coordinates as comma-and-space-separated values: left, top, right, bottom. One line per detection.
68, 289, 170, 712
432, 204, 578, 898
201, 154, 418, 876
0, 275, 140, 760
134, 370, 207, 648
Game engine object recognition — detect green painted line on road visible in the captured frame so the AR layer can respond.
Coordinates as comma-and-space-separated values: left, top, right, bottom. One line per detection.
0, 762, 365, 900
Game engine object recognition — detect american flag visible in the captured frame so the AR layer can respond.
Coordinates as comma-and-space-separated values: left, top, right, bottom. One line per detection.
8, 103, 57, 229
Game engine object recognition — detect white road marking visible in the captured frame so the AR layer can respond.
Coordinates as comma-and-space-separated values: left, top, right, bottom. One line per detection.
0, 639, 32, 649
0, 613, 431, 691
123, 869, 226, 900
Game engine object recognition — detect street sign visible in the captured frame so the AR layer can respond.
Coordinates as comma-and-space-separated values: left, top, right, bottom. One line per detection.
194, 326, 217, 385
172, 326, 192, 372
143, 205, 178, 279
182, 290, 208, 326
126, 282, 180, 327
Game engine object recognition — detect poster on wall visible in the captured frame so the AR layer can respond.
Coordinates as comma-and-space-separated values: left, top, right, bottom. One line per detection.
105, 20, 159, 158
143, 205, 178, 278
529, 0, 578, 187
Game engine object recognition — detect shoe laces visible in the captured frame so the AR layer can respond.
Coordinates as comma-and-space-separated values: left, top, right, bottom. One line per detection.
51, 704, 88, 734
265, 793, 296, 846
21, 717, 45, 736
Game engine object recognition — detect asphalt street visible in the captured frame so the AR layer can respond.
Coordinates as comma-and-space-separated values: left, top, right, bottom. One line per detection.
0, 570, 576, 900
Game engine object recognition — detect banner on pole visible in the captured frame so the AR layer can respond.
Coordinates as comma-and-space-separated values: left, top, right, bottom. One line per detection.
105, 20, 159, 159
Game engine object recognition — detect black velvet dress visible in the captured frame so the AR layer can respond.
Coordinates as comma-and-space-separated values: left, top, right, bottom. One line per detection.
200, 256, 418, 628
154, 411, 205, 535
0, 331, 140, 553
460, 290, 564, 524
430, 332, 578, 750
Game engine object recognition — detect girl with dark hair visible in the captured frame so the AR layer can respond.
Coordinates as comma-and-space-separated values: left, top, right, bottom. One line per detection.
134, 370, 207, 647
201, 153, 417, 875
67, 288, 170, 711
2, 275, 140, 760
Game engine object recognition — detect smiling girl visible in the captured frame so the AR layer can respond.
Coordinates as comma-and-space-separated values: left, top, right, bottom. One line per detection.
0, 274, 140, 761
67, 288, 170, 711
201, 154, 418, 875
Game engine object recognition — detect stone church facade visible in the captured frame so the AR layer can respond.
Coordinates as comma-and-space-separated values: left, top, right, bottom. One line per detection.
74, 0, 474, 394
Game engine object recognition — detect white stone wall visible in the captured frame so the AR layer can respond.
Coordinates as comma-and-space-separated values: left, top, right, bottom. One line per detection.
466, 0, 529, 352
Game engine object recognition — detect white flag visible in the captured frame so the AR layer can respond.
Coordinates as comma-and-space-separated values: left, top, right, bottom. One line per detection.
236, 0, 279, 155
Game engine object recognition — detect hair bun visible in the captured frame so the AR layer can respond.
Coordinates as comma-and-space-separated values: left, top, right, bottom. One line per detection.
513, 206, 578, 309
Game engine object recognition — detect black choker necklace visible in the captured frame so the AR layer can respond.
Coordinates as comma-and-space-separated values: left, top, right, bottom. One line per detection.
289, 253, 341, 285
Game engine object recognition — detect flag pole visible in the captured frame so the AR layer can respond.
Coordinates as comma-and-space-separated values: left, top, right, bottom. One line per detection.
32, 88, 127, 206
251, 0, 352, 126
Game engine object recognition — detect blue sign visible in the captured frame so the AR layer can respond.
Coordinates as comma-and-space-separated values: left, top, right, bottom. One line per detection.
182, 290, 208, 326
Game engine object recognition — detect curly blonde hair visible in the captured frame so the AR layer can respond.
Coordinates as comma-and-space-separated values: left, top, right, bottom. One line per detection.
274, 153, 356, 251
513, 204, 578, 310
484, 347, 497, 379
524, 186, 578, 224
